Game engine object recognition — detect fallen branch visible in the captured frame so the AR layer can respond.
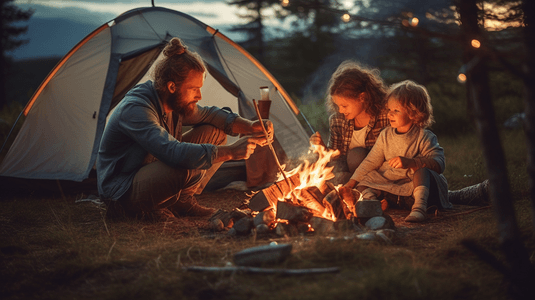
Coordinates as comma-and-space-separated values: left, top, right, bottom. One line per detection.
184, 266, 340, 275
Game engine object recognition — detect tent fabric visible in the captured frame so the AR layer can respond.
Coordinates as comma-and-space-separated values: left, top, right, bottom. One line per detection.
0, 6, 311, 182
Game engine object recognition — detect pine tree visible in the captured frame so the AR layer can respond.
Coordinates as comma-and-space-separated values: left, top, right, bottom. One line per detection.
0, 0, 33, 110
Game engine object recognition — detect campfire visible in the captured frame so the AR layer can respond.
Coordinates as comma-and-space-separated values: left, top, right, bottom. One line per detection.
210, 145, 391, 237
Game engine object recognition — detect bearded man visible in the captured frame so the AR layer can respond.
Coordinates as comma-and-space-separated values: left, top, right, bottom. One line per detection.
97, 37, 272, 222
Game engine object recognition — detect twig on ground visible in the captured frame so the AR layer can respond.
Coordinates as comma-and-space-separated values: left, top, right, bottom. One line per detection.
184, 265, 340, 275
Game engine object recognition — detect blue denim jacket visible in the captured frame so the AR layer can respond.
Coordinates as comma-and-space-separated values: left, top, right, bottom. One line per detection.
97, 80, 239, 200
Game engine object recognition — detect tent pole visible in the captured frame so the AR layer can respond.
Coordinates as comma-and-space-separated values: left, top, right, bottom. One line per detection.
299, 111, 315, 136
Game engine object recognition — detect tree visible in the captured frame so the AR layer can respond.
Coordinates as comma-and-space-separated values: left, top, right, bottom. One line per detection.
264, 0, 345, 98
0, 0, 33, 110
227, 0, 281, 64
456, 0, 535, 298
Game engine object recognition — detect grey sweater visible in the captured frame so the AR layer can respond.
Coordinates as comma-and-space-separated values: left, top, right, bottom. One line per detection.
351, 125, 451, 209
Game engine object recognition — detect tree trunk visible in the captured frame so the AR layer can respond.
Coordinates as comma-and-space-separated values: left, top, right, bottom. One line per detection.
457, 0, 534, 298
523, 0, 535, 236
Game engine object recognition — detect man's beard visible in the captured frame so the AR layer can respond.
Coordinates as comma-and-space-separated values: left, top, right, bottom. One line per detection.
166, 90, 196, 116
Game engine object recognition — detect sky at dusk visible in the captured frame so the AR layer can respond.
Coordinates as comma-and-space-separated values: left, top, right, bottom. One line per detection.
9, 0, 253, 60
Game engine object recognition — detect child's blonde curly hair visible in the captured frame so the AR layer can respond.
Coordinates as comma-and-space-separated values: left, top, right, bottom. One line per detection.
387, 80, 435, 129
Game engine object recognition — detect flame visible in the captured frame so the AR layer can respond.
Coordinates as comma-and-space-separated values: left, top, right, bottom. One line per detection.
276, 145, 340, 221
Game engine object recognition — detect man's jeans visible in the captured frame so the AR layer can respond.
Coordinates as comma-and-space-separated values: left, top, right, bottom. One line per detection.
120, 124, 227, 215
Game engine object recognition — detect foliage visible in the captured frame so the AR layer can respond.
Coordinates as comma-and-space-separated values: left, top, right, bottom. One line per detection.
0, 0, 33, 109
226, 0, 282, 64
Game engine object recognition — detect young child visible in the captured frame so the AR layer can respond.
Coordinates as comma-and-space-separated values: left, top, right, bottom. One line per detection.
345, 80, 452, 222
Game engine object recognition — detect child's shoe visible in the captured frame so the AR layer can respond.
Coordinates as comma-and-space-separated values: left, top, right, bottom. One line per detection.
404, 207, 426, 222
405, 186, 428, 222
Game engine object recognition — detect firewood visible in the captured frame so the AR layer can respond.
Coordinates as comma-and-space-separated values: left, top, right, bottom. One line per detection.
298, 186, 325, 216
276, 201, 313, 223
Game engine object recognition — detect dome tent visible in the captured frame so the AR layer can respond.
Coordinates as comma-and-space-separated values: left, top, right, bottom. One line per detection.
0, 6, 312, 190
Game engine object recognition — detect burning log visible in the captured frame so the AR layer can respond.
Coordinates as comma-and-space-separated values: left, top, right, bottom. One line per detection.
298, 186, 326, 216
276, 201, 313, 223
248, 173, 301, 211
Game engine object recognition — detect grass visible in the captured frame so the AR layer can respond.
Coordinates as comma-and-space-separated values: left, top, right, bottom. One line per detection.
1, 126, 533, 300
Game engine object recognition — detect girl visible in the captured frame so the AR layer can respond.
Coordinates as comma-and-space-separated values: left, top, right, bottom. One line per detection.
310, 60, 389, 184
345, 80, 452, 222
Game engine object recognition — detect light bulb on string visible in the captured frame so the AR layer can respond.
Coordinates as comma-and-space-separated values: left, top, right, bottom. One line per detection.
457, 73, 467, 84
341, 13, 350, 22
281, 0, 289, 7
471, 39, 481, 49
410, 17, 419, 27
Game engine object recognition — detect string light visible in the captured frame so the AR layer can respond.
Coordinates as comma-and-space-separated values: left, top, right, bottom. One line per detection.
471, 39, 481, 48
457, 73, 467, 84
341, 13, 351, 22
281, 0, 289, 7
410, 17, 419, 26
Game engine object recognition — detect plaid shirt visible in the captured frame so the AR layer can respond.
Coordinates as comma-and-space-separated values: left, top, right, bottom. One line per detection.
327, 111, 389, 156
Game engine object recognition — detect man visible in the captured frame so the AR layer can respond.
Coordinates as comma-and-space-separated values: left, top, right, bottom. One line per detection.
97, 37, 272, 222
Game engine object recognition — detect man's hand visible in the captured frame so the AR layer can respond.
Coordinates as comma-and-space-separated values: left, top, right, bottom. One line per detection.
215, 136, 266, 163
251, 120, 273, 146
388, 156, 415, 169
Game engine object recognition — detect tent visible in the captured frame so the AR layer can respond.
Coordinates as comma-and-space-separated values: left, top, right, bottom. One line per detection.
0, 6, 313, 189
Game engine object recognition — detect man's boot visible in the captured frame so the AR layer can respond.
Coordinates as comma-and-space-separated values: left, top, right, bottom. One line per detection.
448, 179, 490, 206
169, 195, 216, 217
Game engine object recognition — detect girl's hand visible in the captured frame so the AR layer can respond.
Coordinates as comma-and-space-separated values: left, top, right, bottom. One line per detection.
388, 156, 415, 169
309, 131, 324, 146
344, 179, 357, 189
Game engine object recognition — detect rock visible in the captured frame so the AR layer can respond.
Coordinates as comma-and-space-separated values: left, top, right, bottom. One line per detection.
364, 215, 395, 230
275, 222, 298, 237
253, 209, 276, 227
233, 217, 254, 235
255, 223, 270, 234
375, 230, 393, 244
210, 218, 225, 231
310, 216, 335, 234
234, 243, 293, 266
355, 199, 383, 218
356, 232, 376, 240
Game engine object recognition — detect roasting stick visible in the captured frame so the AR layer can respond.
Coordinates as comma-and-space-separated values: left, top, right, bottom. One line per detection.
252, 99, 296, 201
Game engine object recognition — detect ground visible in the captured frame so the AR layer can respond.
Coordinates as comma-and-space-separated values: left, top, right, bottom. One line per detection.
166, 188, 491, 241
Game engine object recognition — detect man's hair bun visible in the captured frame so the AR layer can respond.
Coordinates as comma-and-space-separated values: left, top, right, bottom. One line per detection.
163, 37, 187, 58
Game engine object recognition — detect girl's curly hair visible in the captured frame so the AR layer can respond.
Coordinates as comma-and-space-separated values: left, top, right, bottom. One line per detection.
325, 60, 387, 117
387, 80, 435, 129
